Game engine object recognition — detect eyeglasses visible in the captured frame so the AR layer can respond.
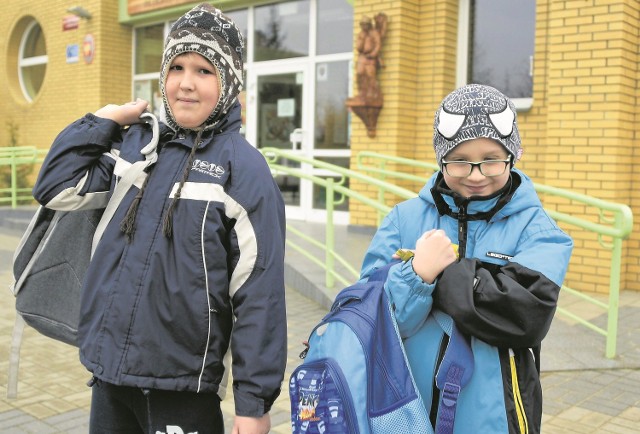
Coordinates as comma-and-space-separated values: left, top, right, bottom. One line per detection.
441, 157, 511, 178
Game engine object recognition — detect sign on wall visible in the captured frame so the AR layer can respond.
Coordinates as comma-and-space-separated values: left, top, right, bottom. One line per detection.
66, 44, 79, 63
83, 34, 95, 64
62, 15, 80, 31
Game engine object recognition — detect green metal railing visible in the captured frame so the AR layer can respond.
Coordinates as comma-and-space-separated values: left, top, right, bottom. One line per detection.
5, 145, 634, 357
356, 151, 440, 225
262, 147, 416, 289
0, 146, 47, 208
357, 151, 634, 358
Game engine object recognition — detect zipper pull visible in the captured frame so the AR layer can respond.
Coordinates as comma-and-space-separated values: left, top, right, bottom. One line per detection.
299, 341, 310, 359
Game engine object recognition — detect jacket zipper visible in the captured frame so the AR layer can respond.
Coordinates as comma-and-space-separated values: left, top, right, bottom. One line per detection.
509, 348, 529, 434
457, 203, 468, 258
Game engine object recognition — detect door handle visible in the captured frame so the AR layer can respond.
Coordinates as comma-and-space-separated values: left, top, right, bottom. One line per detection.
290, 128, 303, 150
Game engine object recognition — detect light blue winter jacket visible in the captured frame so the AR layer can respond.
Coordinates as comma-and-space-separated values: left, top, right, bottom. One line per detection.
360, 169, 573, 434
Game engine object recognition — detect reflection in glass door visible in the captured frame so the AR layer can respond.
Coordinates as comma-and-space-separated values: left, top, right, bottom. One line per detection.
247, 60, 351, 222
255, 71, 305, 211
131, 0, 354, 222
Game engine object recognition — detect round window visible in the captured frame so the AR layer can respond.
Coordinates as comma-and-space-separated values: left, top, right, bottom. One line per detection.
17, 20, 48, 102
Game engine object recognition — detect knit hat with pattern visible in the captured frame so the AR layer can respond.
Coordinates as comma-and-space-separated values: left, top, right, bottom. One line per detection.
160, 3, 244, 131
433, 84, 522, 167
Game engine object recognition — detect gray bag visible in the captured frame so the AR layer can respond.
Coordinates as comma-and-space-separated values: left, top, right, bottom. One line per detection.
6, 111, 160, 399
12, 206, 103, 346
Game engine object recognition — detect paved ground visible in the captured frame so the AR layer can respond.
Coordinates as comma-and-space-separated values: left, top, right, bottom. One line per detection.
0, 208, 639, 433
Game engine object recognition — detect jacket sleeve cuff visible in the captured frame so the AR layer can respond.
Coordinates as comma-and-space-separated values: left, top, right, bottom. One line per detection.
405, 258, 435, 293
233, 387, 273, 417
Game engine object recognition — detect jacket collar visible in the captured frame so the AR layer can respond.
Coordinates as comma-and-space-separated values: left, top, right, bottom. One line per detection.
161, 100, 243, 150
428, 171, 521, 222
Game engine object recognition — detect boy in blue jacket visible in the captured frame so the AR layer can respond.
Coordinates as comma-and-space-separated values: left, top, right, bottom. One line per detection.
360, 84, 573, 433
33, 4, 285, 434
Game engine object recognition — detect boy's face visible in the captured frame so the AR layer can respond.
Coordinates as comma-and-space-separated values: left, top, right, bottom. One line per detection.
165, 52, 220, 129
442, 137, 511, 198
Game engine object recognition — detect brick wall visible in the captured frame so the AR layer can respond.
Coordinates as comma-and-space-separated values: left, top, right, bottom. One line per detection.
349, 0, 459, 225
2, 0, 638, 293
348, 0, 640, 293
1, 0, 132, 163
531, 0, 639, 293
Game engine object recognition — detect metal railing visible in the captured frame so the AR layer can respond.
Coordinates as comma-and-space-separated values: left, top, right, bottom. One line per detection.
356, 151, 440, 225
5, 145, 634, 357
356, 151, 634, 358
0, 146, 47, 208
261, 147, 416, 289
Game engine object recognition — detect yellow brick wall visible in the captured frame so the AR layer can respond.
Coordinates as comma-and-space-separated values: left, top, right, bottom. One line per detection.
2, 0, 638, 293
620, 0, 640, 292
536, 0, 639, 293
349, 0, 640, 294
349, 0, 459, 225
1, 0, 132, 160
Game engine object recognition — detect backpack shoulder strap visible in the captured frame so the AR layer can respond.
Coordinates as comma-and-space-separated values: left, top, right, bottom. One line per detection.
6, 315, 25, 399
433, 316, 474, 434
367, 259, 399, 282
330, 260, 400, 312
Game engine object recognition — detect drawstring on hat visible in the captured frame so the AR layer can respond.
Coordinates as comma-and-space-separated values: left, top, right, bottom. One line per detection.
120, 173, 151, 242
116, 112, 160, 243
162, 130, 203, 238
119, 129, 203, 241
119, 3, 245, 241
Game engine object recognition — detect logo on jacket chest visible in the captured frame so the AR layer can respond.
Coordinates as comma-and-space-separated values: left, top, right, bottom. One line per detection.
191, 159, 225, 178
486, 251, 513, 261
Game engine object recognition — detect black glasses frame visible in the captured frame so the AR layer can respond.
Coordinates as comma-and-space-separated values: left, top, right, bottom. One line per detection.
441, 157, 512, 178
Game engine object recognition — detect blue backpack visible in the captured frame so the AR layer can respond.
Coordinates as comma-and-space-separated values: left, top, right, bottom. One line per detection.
289, 262, 474, 434
289, 262, 428, 433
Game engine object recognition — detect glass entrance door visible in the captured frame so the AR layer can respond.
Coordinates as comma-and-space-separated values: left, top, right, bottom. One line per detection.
247, 64, 310, 219
246, 61, 351, 222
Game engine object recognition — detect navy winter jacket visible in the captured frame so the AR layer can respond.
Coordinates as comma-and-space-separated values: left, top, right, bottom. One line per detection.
33, 102, 287, 417
360, 170, 573, 433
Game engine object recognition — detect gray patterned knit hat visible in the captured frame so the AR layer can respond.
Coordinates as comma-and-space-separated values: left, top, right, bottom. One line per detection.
160, 3, 244, 131
433, 84, 522, 167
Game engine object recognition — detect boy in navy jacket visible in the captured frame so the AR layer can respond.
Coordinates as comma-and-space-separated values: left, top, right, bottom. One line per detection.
33, 4, 285, 434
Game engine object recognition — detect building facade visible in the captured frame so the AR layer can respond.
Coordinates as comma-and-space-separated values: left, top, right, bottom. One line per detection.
1, 0, 638, 293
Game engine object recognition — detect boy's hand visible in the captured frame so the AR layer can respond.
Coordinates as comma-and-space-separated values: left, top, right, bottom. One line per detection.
411, 229, 457, 284
232, 414, 270, 434
94, 98, 149, 126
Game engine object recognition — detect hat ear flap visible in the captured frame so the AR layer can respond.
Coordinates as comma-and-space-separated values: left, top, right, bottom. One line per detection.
437, 109, 466, 140
488, 105, 515, 138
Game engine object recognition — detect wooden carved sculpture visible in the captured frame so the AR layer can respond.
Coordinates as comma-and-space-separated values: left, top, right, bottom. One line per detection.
346, 13, 388, 138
